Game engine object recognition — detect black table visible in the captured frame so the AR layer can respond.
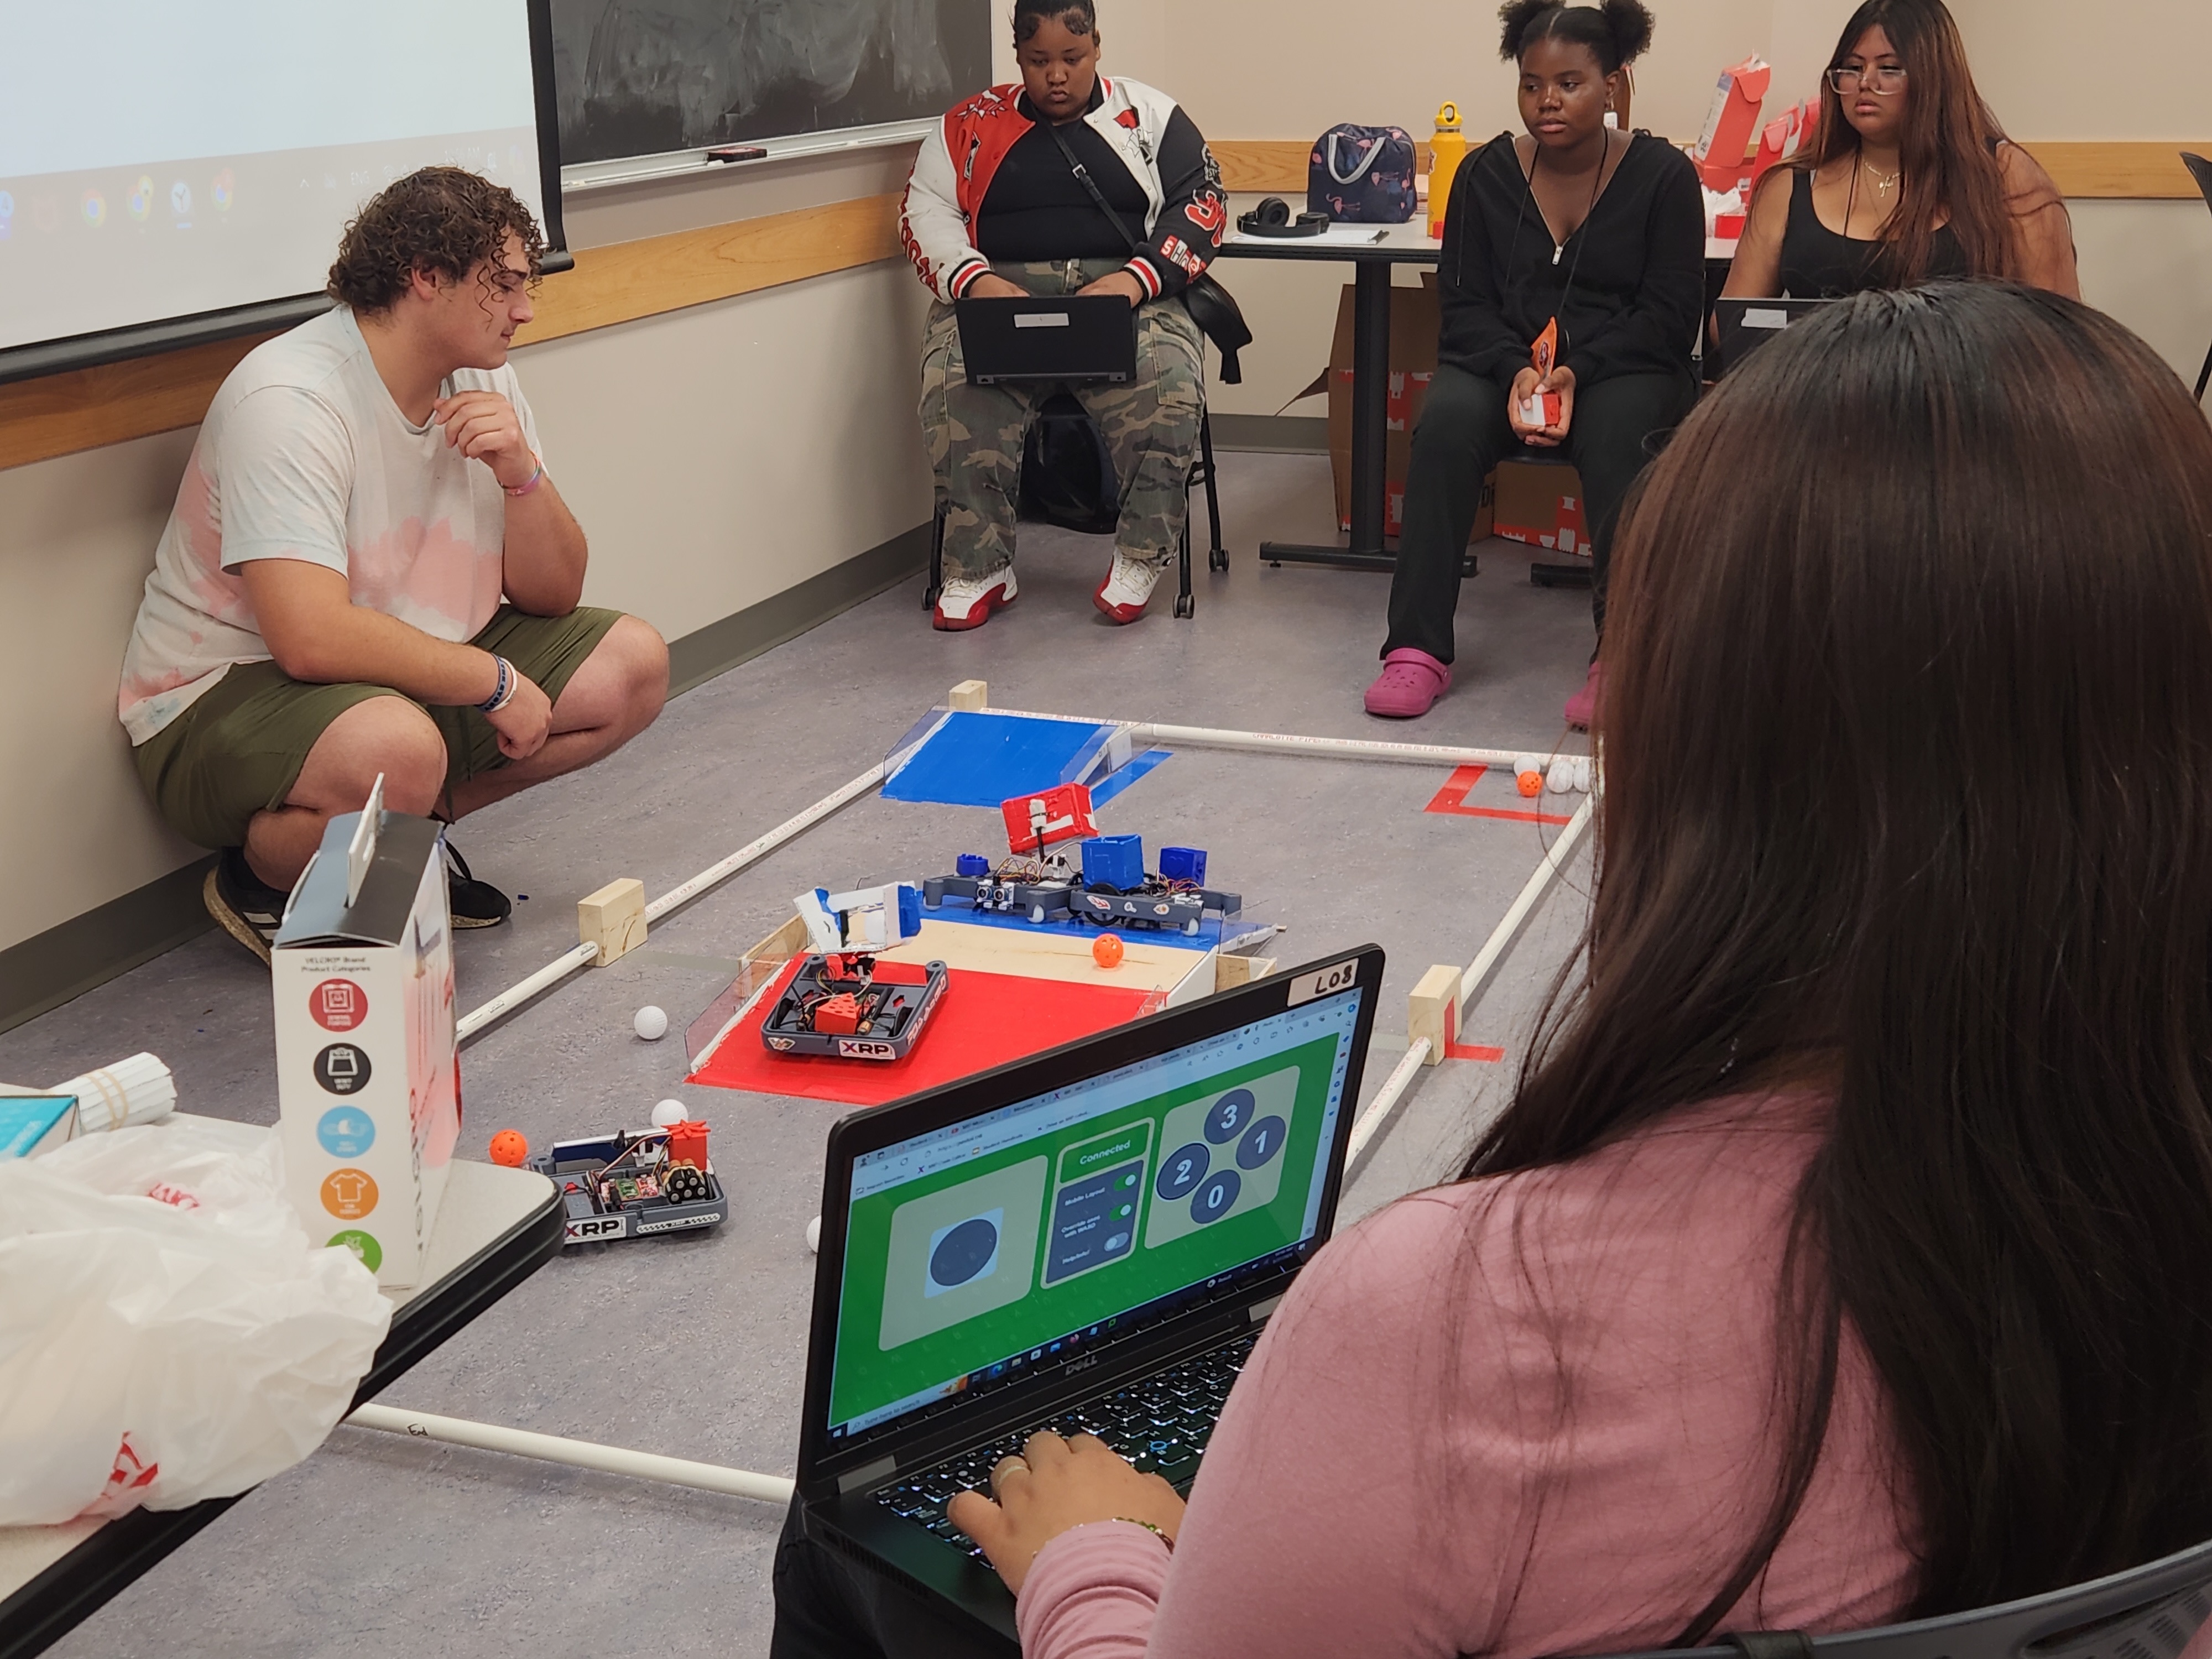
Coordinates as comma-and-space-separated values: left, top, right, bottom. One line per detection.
0, 1152, 562, 1659
1214, 222, 1446, 572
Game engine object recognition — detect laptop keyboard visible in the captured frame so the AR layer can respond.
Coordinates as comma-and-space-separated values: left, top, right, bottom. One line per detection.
871, 1332, 1260, 1559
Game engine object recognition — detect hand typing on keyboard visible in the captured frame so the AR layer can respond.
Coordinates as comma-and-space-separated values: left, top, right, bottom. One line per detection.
946, 1430, 1186, 1595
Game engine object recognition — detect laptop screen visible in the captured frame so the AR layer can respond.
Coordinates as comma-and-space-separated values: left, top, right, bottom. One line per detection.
825, 984, 1368, 1445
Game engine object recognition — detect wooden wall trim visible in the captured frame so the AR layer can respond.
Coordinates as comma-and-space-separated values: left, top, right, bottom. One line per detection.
2023, 142, 2209, 200
510, 191, 901, 346
7, 140, 2204, 474
1214, 136, 2212, 200
0, 191, 905, 473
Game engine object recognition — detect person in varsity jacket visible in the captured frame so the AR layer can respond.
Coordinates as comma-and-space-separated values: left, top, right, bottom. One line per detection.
900, 0, 1225, 630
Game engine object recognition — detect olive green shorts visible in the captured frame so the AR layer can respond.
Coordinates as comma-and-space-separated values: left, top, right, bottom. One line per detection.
133, 605, 624, 851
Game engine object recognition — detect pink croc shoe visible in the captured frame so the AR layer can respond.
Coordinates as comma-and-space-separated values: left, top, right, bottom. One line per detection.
1564, 659, 1604, 730
1364, 648, 1452, 719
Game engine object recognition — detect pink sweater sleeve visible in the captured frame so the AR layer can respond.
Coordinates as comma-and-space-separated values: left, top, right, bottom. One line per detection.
1016, 1192, 1513, 1659
1014, 1100, 1915, 1659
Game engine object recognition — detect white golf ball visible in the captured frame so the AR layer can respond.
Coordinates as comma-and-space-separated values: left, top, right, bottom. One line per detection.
633, 1005, 669, 1041
806, 1214, 822, 1254
651, 1099, 687, 1129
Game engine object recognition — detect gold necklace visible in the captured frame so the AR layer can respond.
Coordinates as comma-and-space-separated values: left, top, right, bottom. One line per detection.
1862, 158, 1901, 195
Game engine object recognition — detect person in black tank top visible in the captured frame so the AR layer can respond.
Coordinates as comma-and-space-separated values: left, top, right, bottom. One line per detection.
1778, 167, 1968, 297
1723, 0, 2076, 308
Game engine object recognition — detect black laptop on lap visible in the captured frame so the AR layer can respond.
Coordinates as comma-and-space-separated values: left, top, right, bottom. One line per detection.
956, 294, 1138, 385
791, 946, 1385, 1645
1713, 295, 1835, 375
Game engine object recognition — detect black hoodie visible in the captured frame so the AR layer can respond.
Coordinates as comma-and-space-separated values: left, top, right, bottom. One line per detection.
1436, 130, 1704, 392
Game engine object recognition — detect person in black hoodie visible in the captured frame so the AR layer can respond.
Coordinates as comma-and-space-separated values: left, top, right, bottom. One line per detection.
1365, 0, 1701, 727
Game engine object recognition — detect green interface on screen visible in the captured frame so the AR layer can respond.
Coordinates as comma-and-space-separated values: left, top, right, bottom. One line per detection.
828, 1004, 1358, 1438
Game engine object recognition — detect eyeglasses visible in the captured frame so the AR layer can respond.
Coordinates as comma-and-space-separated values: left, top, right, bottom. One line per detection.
1827, 65, 1907, 95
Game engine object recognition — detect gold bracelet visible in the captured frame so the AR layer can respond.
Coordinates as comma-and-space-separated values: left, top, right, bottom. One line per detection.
1113, 1517, 1174, 1552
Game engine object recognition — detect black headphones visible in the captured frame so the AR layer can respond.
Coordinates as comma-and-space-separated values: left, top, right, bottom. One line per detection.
1236, 196, 1329, 238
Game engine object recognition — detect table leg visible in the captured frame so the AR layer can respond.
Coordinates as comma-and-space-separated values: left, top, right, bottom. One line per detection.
1262, 257, 1472, 576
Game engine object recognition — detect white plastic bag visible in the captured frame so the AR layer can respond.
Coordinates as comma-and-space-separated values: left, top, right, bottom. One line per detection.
0, 1115, 392, 1524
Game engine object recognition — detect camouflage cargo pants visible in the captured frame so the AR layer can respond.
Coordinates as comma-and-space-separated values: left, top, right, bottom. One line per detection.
920, 258, 1204, 584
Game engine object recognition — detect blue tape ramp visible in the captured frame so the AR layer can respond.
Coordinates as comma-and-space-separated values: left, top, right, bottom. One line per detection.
881, 710, 1170, 808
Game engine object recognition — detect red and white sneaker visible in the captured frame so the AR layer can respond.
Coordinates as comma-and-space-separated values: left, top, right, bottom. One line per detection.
933, 567, 1018, 632
1093, 552, 1164, 624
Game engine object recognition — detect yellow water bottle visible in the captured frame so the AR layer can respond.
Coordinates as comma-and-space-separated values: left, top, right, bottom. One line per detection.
1427, 101, 1467, 240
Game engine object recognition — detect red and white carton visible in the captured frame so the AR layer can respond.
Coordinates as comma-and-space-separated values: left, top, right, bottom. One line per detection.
1693, 56, 1772, 191
1000, 782, 1097, 855
272, 785, 460, 1290
1751, 98, 1819, 189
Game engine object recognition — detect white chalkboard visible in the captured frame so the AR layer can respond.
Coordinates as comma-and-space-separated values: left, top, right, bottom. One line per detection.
551, 0, 992, 168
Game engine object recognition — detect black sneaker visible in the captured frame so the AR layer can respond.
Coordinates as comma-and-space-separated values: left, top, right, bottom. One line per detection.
443, 840, 512, 929
204, 847, 286, 964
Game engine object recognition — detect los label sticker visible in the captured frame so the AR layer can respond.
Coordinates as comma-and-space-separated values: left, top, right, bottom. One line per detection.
1285, 957, 1359, 1007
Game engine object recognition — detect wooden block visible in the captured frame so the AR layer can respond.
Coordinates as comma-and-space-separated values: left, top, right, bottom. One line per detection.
1408, 964, 1462, 1067
1214, 954, 1277, 990
578, 878, 648, 966
743, 913, 808, 970
948, 679, 989, 712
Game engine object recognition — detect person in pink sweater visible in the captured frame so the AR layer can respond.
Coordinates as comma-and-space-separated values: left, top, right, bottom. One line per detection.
771, 282, 2212, 1658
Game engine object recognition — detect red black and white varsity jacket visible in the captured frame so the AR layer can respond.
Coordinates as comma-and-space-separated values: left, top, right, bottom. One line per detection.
900, 77, 1227, 303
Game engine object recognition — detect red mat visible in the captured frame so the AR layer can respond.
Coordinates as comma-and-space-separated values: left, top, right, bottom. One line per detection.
688, 957, 1160, 1107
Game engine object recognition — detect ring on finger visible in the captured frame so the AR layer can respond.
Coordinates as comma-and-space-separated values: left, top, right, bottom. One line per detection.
991, 1454, 1029, 1492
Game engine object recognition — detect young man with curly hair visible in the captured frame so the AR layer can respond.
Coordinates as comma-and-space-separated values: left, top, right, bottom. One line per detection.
117, 167, 668, 959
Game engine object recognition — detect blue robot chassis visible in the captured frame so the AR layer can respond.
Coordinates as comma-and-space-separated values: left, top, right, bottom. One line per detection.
922, 872, 1241, 936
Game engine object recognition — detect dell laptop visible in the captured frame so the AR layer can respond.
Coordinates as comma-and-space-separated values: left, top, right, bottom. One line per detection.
956, 294, 1138, 385
792, 945, 1386, 1644
1714, 295, 1835, 376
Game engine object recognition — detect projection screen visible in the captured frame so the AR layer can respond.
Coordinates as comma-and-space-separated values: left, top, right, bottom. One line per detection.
0, 0, 566, 383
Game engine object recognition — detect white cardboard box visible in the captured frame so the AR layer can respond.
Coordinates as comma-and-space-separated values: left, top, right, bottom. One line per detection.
272, 807, 459, 1289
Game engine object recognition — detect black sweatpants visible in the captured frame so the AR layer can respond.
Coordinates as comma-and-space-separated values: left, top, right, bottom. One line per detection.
1383, 363, 1697, 664
769, 1497, 1016, 1659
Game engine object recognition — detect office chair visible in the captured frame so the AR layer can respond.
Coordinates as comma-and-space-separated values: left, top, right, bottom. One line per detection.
2183, 153, 2212, 405
924, 409, 1225, 622
1591, 1535, 2212, 1659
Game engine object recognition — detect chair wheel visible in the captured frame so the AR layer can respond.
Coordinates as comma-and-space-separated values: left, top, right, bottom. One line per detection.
1173, 593, 1195, 619
923, 584, 942, 609
1207, 548, 1228, 572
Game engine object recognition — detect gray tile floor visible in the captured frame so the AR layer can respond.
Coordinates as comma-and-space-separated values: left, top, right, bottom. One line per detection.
7, 451, 1598, 1658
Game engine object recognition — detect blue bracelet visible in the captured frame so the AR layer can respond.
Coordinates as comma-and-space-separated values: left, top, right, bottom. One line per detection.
477, 655, 513, 713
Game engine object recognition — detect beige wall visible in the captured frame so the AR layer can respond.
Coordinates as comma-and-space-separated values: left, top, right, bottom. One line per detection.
1051, 0, 2212, 412
0, 147, 932, 956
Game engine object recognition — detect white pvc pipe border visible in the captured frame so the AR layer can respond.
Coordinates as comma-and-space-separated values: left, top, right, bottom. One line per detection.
392, 714, 1589, 1507
1345, 1039, 1431, 1170
451, 707, 1578, 1046
1337, 793, 1597, 1176
453, 763, 886, 1045
1137, 721, 1525, 770
346, 1402, 795, 1505
1457, 794, 1594, 1019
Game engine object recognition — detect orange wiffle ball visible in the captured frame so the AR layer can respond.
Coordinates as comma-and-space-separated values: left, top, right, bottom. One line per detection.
1092, 932, 1125, 969
488, 1129, 530, 1167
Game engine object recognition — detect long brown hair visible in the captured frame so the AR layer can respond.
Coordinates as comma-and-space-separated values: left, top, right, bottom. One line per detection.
1798, 0, 2016, 282
1467, 284, 2212, 1626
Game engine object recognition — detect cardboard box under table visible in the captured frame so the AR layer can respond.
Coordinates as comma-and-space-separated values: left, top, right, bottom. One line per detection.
272, 806, 461, 1291
1319, 280, 1587, 551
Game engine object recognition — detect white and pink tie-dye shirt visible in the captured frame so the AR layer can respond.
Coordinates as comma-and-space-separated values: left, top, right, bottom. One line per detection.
117, 304, 544, 744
